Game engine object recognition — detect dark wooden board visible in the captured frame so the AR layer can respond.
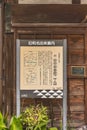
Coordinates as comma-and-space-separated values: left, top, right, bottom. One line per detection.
11, 4, 87, 23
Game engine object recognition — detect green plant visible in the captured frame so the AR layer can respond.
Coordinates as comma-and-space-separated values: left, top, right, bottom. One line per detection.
19, 104, 49, 130
0, 112, 8, 130
59, 120, 62, 130
0, 112, 23, 130
9, 116, 23, 130
48, 127, 58, 130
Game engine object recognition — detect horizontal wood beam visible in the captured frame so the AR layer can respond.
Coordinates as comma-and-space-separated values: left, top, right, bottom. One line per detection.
12, 5, 87, 23
11, 23, 87, 28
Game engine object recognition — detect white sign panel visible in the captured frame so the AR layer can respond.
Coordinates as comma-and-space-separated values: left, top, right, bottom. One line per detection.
20, 45, 63, 90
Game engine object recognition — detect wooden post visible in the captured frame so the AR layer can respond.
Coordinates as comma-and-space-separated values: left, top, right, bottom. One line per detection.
84, 28, 87, 124
0, 4, 3, 111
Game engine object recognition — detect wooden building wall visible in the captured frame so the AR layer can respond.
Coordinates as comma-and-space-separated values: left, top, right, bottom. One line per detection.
2, 4, 87, 129
3, 27, 87, 128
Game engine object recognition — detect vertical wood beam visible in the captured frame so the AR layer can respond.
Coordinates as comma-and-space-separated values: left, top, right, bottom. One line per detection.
0, 4, 3, 112
85, 79, 87, 124
72, 0, 81, 4
13, 29, 17, 115
84, 28, 87, 124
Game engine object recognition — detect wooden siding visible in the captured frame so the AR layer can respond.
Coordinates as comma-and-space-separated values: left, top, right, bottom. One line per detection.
0, 4, 2, 111
3, 33, 15, 115
3, 30, 87, 128
11, 4, 87, 23
2, 4, 87, 129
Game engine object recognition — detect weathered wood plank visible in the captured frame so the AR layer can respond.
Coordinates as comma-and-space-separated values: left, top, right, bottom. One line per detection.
85, 79, 87, 124
69, 49, 84, 64
68, 35, 84, 49
70, 112, 84, 121
69, 95, 84, 106
4, 33, 14, 116
11, 5, 87, 23
13, 27, 85, 35
69, 121, 85, 128
84, 29, 87, 123
70, 105, 84, 112
69, 112, 85, 128
69, 79, 84, 95
0, 4, 3, 111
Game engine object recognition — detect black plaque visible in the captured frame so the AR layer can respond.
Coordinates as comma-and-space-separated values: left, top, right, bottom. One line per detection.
71, 66, 85, 76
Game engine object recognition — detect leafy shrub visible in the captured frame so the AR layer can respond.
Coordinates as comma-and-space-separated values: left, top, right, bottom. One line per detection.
9, 116, 23, 130
19, 105, 49, 130
0, 112, 8, 130
0, 112, 23, 130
